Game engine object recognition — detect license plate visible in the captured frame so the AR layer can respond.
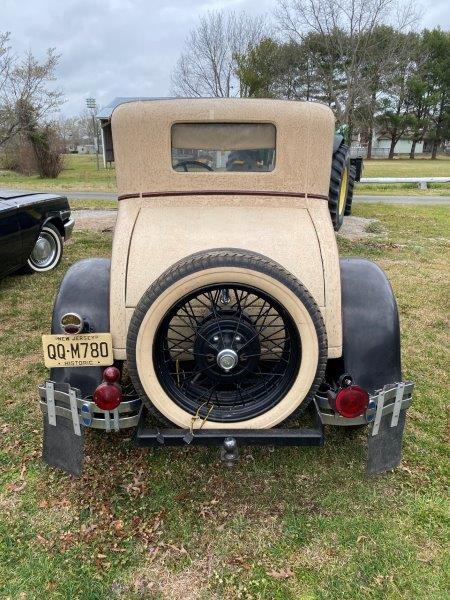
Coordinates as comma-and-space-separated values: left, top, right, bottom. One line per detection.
42, 333, 114, 368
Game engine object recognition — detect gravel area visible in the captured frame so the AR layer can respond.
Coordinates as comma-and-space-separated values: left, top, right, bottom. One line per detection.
72, 209, 117, 232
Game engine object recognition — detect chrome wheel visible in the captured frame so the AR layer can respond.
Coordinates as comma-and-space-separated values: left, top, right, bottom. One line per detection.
27, 225, 62, 272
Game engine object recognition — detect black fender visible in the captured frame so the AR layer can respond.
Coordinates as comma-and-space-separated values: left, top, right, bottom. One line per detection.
338, 258, 402, 393
50, 258, 111, 396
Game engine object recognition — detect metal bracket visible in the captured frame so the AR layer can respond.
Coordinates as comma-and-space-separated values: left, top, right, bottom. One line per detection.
390, 382, 405, 428
112, 409, 120, 432
46, 381, 56, 426
104, 410, 111, 432
372, 386, 386, 436
68, 388, 81, 436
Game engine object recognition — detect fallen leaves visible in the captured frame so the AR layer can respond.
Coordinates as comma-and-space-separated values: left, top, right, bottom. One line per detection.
267, 568, 294, 579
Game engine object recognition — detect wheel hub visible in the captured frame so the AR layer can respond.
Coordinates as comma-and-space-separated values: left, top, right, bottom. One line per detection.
33, 237, 52, 261
217, 348, 238, 371
30, 231, 57, 268
193, 313, 261, 384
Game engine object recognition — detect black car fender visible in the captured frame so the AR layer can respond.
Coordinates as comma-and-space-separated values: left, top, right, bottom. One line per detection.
337, 258, 402, 393
50, 258, 111, 396
43, 212, 66, 238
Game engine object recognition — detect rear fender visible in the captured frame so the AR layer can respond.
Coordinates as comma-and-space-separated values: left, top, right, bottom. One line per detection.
50, 258, 111, 396
334, 258, 402, 393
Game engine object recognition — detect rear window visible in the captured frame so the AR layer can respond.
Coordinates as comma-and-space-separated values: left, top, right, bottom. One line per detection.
171, 123, 276, 172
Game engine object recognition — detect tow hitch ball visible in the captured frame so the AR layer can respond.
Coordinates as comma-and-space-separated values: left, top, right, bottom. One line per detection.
221, 437, 239, 466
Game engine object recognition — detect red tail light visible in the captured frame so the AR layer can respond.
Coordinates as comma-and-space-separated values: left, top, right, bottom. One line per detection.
103, 366, 121, 384
335, 385, 369, 418
93, 367, 122, 410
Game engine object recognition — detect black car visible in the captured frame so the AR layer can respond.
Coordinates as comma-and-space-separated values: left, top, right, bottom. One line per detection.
0, 191, 74, 278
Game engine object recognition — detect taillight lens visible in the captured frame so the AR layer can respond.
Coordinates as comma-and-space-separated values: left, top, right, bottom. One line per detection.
93, 367, 123, 411
60, 312, 84, 335
93, 382, 122, 411
103, 366, 121, 384
335, 385, 369, 418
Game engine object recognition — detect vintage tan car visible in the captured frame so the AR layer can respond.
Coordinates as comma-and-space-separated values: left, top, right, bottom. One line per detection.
39, 99, 412, 476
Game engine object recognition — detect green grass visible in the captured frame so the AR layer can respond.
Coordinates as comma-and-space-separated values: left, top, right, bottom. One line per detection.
357, 157, 450, 195
0, 154, 116, 192
363, 156, 450, 177
1, 154, 450, 197
69, 198, 118, 211
0, 205, 449, 599
355, 183, 450, 196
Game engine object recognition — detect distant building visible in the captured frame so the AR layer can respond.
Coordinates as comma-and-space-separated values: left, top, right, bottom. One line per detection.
76, 144, 97, 155
371, 134, 424, 157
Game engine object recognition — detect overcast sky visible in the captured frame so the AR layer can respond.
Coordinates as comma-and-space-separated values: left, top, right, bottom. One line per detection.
2, 0, 450, 117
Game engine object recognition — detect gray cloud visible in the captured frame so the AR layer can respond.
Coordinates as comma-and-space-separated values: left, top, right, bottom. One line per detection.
2, 0, 449, 116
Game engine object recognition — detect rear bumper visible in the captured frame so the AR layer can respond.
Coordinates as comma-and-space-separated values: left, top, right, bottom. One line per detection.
316, 381, 413, 428
63, 217, 75, 240
39, 380, 413, 436
38, 381, 142, 434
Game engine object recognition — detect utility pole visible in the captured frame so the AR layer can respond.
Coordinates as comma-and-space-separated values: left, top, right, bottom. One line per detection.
86, 97, 99, 171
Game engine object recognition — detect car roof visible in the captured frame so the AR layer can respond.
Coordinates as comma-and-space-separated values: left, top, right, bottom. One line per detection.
111, 98, 335, 199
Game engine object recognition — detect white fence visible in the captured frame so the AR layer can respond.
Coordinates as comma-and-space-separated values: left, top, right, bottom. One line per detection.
360, 177, 450, 190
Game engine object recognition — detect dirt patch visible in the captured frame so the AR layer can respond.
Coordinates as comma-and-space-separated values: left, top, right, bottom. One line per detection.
72, 209, 117, 232
338, 216, 383, 240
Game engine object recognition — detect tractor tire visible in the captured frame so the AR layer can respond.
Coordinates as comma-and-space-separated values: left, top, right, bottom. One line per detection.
328, 142, 350, 231
344, 165, 356, 216
127, 249, 328, 429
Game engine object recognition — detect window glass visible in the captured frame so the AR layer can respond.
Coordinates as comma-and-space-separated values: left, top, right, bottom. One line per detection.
171, 123, 276, 172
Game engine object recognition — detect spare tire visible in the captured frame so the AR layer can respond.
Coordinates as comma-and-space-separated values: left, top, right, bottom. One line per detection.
328, 142, 350, 231
127, 249, 327, 429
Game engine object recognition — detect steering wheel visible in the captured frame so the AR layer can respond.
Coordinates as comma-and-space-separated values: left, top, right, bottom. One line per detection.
174, 160, 214, 172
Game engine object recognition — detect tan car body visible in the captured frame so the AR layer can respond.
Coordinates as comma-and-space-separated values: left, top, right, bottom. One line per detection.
109, 98, 342, 364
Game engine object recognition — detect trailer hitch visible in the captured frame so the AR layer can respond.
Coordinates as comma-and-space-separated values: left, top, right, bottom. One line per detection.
220, 437, 239, 466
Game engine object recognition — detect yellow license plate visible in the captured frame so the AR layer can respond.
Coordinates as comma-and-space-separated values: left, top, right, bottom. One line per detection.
42, 333, 114, 368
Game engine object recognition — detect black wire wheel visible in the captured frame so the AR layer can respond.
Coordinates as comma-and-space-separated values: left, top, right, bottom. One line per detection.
127, 250, 327, 429
153, 284, 301, 422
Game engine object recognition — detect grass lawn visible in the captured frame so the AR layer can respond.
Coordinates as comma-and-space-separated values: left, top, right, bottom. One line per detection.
363, 156, 450, 177
358, 157, 450, 196
0, 154, 116, 192
1, 154, 450, 197
0, 205, 449, 599
70, 199, 118, 211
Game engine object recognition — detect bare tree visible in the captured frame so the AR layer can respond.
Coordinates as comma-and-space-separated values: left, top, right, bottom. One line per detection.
0, 35, 63, 147
171, 10, 265, 98
275, 0, 418, 140
0, 32, 12, 95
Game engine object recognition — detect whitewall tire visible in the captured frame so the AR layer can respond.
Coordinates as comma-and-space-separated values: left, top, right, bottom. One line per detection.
27, 223, 63, 273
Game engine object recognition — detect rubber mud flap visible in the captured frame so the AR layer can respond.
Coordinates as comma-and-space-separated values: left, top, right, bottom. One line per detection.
366, 409, 406, 475
42, 414, 84, 477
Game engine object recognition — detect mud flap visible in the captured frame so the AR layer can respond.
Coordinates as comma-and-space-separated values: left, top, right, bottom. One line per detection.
366, 409, 406, 475
42, 414, 84, 477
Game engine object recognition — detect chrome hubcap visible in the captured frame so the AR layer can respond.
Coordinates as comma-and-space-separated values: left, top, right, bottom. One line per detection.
30, 231, 57, 268
217, 348, 238, 372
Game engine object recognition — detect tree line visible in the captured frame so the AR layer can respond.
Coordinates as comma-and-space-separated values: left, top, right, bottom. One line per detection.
172, 1, 450, 159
